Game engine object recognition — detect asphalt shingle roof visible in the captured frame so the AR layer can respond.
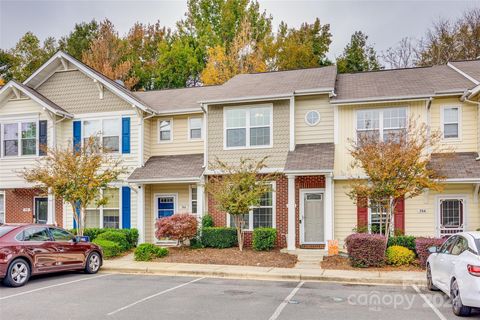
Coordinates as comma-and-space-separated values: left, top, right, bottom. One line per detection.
285, 143, 335, 172
429, 152, 480, 179
450, 60, 480, 84
128, 154, 205, 181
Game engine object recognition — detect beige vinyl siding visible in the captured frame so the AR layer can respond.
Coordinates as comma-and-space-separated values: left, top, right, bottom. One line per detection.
333, 180, 357, 248
334, 100, 426, 177
295, 95, 334, 144
207, 100, 290, 170
148, 114, 204, 156
144, 184, 193, 243
0, 98, 52, 188
143, 117, 152, 161
37, 70, 132, 114
430, 97, 477, 152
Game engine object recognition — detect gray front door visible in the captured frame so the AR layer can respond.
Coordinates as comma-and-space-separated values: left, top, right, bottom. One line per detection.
302, 192, 324, 244
34, 198, 48, 224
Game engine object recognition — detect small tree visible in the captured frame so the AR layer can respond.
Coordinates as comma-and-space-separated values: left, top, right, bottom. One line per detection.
155, 214, 198, 246
347, 119, 448, 239
206, 157, 276, 251
21, 137, 125, 236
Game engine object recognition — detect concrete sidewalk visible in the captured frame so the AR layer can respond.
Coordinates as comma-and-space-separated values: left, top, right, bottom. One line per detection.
102, 255, 426, 286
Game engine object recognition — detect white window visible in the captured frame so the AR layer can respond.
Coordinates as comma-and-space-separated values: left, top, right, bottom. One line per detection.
0, 192, 5, 224
442, 107, 460, 139
85, 188, 120, 229
229, 184, 275, 230
1, 121, 38, 157
369, 201, 388, 234
190, 186, 198, 214
224, 105, 272, 149
159, 119, 172, 142
83, 118, 121, 153
189, 117, 203, 140
439, 198, 464, 236
356, 107, 406, 141
305, 110, 320, 126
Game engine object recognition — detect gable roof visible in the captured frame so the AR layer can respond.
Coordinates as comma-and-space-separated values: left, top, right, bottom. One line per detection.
333, 64, 477, 104
0, 80, 73, 117
199, 66, 337, 104
449, 60, 480, 85
23, 51, 155, 114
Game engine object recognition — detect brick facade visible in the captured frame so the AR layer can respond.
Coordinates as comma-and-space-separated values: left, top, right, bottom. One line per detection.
2, 188, 63, 226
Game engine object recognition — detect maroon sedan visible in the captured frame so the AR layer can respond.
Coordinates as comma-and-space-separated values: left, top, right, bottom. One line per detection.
0, 224, 103, 287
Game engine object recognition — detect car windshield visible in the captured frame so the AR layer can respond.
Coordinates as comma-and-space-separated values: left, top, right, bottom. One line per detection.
0, 226, 17, 238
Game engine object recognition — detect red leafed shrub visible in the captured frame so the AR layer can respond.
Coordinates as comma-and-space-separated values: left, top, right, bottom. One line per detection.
415, 237, 446, 268
155, 214, 198, 245
345, 233, 387, 267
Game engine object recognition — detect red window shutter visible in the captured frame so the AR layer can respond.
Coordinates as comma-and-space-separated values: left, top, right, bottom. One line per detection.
394, 197, 405, 235
357, 196, 368, 229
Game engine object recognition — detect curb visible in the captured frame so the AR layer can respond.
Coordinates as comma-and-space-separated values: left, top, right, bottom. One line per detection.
101, 266, 427, 286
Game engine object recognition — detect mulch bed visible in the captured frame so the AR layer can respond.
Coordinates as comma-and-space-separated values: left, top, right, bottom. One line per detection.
321, 255, 423, 272
157, 247, 297, 268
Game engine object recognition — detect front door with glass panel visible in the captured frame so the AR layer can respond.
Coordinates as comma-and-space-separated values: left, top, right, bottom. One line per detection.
34, 198, 48, 224
301, 191, 325, 244
157, 195, 176, 218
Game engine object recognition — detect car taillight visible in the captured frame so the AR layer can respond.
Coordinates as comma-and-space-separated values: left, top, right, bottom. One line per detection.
467, 264, 480, 277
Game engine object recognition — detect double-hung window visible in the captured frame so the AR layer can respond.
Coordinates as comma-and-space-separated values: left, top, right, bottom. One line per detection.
85, 188, 120, 229
159, 119, 172, 142
1, 121, 38, 157
442, 107, 460, 139
369, 201, 388, 234
83, 119, 121, 153
0, 192, 5, 224
225, 105, 272, 149
189, 117, 202, 140
356, 107, 406, 142
229, 184, 275, 230
190, 186, 198, 214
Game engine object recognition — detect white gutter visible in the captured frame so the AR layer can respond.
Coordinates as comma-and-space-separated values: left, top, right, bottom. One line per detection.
331, 92, 464, 105
283, 169, 334, 175
127, 177, 202, 184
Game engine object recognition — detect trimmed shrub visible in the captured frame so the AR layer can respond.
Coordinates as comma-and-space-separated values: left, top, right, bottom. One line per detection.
92, 239, 122, 259
70, 228, 107, 241
134, 244, 169, 261
415, 237, 446, 268
345, 233, 387, 267
253, 228, 277, 251
202, 214, 214, 228
201, 227, 237, 248
155, 214, 198, 245
117, 229, 139, 248
96, 231, 129, 251
386, 245, 416, 266
387, 236, 417, 253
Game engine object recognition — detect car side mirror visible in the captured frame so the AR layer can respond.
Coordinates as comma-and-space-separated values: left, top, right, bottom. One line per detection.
72, 236, 79, 243
428, 246, 438, 253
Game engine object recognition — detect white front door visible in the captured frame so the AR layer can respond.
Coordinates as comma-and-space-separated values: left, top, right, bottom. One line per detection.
300, 190, 325, 244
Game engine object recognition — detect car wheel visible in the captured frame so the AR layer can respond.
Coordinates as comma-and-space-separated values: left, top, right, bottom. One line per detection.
427, 265, 439, 291
85, 252, 101, 274
451, 279, 471, 317
2, 258, 31, 287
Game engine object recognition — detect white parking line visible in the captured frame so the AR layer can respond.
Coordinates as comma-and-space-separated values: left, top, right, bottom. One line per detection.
0, 274, 111, 300
268, 281, 305, 320
107, 277, 205, 316
412, 285, 448, 320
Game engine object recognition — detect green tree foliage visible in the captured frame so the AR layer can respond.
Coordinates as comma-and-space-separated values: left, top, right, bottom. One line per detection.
0, 49, 14, 82
336, 31, 381, 73
59, 20, 99, 59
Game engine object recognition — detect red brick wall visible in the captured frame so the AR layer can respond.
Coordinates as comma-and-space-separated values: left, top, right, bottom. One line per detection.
207, 175, 289, 248
2, 188, 63, 226
295, 176, 325, 247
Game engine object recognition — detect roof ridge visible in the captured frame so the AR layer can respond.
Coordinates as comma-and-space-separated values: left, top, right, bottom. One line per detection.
133, 84, 221, 94
232, 64, 335, 77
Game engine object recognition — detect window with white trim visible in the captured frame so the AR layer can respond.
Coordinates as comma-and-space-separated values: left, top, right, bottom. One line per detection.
190, 186, 198, 214
442, 107, 459, 139
189, 117, 202, 140
0, 192, 4, 224
159, 120, 172, 142
1, 121, 38, 157
356, 107, 406, 142
85, 188, 120, 229
369, 200, 388, 234
439, 198, 464, 236
229, 184, 275, 230
225, 106, 272, 148
83, 118, 121, 153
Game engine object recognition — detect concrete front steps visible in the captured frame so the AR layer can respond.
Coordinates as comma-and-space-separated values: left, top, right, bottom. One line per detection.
282, 249, 327, 269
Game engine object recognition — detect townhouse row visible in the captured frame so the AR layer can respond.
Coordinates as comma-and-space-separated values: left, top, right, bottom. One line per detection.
1, 51, 480, 249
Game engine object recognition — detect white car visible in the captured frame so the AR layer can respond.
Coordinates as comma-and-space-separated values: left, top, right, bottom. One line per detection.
427, 231, 480, 316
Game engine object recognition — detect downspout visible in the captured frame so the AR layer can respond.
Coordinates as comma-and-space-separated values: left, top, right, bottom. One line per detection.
201, 103, 208, 168
139, 111, 156, 167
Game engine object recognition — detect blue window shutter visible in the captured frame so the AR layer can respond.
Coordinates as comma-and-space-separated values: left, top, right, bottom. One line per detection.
122, 186, 131, 229
73, 121, 81, 153
73, 201, 81, 229
122, 117, 130, 154
39, 120, 48, 156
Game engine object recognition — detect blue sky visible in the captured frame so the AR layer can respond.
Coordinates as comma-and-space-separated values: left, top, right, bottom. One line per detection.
0, 0, 478, 59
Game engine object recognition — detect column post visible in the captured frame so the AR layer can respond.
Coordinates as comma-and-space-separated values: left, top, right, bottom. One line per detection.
137, 184, 145, 244
287, 175, 296, 250
324, 174, 333, 250
47, 188, 55, 225
196, 182, 205, 220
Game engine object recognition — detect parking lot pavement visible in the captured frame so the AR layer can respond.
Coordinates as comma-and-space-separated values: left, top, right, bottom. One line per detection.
0, 272, 479, 320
